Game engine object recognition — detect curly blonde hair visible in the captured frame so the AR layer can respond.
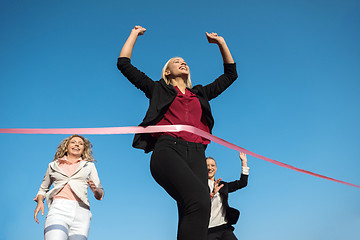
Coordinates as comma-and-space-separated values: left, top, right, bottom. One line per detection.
53, 134, 95, 162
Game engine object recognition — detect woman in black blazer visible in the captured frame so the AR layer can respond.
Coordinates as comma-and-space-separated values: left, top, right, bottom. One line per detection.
117, 26, 238, 240
207, 152, 249, 240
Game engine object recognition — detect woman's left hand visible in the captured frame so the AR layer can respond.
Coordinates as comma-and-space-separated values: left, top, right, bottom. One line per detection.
87, 180, 103, 200
239, 152, 248, 167
206, 32, 225, 45
206, 31, 234, 63
87, 180, 97, 193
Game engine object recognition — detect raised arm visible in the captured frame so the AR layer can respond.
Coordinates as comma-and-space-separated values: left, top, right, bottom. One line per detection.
119, 26, 146, 59
227, 152, 249, 193
200, 32, 237, 100
117, 26, 155, 98
239, 152, 248, 168
206, 32, 234, 64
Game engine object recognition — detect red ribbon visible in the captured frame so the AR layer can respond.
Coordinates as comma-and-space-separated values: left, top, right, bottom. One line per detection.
1, 125, 359, 188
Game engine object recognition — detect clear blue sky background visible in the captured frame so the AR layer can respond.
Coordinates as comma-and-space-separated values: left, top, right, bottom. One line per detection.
1, 0, 359, 239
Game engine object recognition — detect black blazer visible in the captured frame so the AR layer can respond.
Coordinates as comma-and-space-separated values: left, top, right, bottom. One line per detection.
117, 57, 238, 153
217, 173, 248, 225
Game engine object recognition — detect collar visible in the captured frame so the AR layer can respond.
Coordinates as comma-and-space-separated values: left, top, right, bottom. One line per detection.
51, 157, 88, 177
58, 155, 83, 164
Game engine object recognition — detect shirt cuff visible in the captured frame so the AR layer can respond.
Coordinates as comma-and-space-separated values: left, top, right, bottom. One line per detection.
242, 166, 250, 175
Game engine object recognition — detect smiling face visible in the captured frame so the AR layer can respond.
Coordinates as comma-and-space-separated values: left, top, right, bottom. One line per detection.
66, 136, 85, 158
165, 57, 189, 78
207, 157, 217, 180
54, 135, 95, 162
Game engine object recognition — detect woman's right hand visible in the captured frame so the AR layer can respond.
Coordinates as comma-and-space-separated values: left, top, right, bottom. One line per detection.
34, 201, 44, 224
131, 25, 146, 36
120, 26, 146, 58
212, 178, 224, 195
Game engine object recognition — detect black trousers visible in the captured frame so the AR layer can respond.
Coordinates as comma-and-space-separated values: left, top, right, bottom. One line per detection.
208, 224, 237, 240
150, 135, 211, 240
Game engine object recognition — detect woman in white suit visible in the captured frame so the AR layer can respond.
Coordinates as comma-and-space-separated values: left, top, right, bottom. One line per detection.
34, 134, 104, 240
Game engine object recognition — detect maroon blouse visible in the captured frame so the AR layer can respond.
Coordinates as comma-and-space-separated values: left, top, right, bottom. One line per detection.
154, 86, 210, 144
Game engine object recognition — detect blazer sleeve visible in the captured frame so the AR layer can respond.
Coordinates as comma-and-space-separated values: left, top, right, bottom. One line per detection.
227, 173, 248, 193
89, 163, 104, 191
34, 164, 53, 199
117, 57, 155, 99
202, 63, 238, 101
88, 163, 104, 200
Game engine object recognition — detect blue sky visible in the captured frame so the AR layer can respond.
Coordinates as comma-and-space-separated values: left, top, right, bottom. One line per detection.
1, 0, 360, 239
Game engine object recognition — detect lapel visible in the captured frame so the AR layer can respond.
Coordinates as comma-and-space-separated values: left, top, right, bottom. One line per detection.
160, 79, 177, 94
71, 160, 87, 177
50, 161, 68, 177
188, 86, 199, 95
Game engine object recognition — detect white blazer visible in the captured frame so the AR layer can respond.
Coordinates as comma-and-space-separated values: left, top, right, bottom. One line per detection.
35, 160, 103, 209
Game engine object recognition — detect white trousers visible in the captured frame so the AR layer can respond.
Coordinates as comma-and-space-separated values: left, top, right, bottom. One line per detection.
44, 199, 92, 240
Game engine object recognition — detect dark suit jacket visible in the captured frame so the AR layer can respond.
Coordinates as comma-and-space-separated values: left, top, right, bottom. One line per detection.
218, 173, 248, 225
117, 57, 238, 153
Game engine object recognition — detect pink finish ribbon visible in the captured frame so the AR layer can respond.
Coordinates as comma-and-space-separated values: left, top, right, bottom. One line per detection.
1, 125, 359, 188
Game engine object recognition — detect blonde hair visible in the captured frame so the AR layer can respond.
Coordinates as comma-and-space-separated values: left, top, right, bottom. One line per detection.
161, 57, 192, 88
206, 156, 216, 164
53, 134, 95, 162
